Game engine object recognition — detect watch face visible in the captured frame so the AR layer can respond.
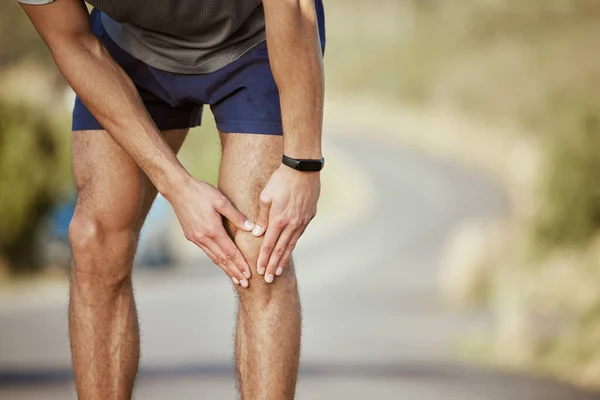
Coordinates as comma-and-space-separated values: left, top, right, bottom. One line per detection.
298, 160, 324, 172
282, 155, 325, 171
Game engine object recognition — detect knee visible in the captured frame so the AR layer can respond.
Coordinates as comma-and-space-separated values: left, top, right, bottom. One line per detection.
69, 211, 137, 289
233, 230, 261, 267
233, 231, 297, 306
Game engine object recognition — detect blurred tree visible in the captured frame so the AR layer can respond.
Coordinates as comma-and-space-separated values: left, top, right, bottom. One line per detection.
0, 2, 72, 275
0, 2, 53, 67
534, 96, 600, 249
0, 100, 70, 273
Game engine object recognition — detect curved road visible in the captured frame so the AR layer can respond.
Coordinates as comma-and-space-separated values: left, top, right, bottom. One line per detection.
1, 132, 598, 399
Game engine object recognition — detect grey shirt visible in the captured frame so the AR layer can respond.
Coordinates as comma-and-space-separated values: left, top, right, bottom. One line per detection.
18, 0, 266, 74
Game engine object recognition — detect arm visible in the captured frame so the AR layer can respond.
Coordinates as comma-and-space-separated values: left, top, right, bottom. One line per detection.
23, 0, 187, 195
254, 0, 325, 281
21, 0, 255, 285
262, 0, 324, 160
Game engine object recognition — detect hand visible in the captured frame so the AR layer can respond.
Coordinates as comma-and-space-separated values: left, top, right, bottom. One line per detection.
167, 177, 255, 288
253, 164, 321, 283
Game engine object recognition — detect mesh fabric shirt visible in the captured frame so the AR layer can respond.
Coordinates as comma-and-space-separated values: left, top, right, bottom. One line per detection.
19, 0, 266, 74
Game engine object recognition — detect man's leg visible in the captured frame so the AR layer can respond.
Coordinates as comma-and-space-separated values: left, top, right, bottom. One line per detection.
218, 133, 301, 400
68, 129, 187, 400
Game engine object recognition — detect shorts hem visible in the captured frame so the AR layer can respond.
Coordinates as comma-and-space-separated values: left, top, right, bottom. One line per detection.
216, 121, 283, 135
72, 117, 201, 132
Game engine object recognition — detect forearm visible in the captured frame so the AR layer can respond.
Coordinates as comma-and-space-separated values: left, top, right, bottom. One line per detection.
51, 36, 189, 196
263, 0, 324, 159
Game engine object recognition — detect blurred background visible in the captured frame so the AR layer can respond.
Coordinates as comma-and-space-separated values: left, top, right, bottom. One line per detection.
2, 0, 600, 398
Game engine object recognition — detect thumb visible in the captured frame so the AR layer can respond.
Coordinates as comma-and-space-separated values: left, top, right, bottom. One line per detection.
252, 193, 271, 237
215, 196, 255, 232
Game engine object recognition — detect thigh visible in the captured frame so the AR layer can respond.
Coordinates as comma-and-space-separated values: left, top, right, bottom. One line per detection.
72, 129, 188, 233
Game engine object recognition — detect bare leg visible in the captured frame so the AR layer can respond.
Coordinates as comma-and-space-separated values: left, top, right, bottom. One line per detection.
68, 129, 187, 400
219, 133, 302, 400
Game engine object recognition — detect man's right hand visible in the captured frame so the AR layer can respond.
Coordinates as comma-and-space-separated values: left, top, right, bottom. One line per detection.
167, 177, 255, 288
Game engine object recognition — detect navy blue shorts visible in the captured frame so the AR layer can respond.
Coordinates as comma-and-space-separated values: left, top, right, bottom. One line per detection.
73, 5, 326, 135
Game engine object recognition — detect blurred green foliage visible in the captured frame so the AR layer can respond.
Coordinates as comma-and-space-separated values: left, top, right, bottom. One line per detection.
534, 97, 600, 249
326, 0, 600, 116
180, 116, 221, 187
0, 100, 70, 272
0, 2, 53, 67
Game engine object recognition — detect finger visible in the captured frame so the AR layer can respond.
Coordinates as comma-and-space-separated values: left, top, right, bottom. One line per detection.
264, 226, 296, 283
215, 196, 255, 232
198, 243, 240, 286
207, 240, 249, 288
276, 227, 306, 277
252, 192, 271, 237
256, 220, 284, 278
213, 233, 252, 285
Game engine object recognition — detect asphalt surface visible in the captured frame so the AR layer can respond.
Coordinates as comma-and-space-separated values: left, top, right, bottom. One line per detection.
1, 132, 598, 399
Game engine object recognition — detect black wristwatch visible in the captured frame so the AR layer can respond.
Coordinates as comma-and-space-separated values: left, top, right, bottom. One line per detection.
282, 154, 325, 172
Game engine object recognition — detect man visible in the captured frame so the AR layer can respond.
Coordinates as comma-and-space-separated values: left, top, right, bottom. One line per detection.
18, 0, 325, 398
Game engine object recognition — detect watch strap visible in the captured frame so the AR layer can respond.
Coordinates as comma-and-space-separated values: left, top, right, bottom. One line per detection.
282, 155, 325, 172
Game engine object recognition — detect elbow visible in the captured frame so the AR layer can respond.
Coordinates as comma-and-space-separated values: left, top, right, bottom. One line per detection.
49, 33, 105, 62
72, 35, 105, 59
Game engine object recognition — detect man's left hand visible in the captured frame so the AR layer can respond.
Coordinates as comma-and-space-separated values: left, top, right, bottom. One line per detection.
252, 163, 321, 283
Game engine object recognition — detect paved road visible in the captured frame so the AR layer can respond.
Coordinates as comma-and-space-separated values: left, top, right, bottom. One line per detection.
1, 132, 598, 399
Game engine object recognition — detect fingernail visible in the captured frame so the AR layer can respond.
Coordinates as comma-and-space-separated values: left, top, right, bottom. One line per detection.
265, 274, 274, 284
240, 280, 249, 288
243, 271, 251, 280
244, 220, 255, 231
258, 267, 266, 275
276, 267, 283, 276
252, 225, 262, 236
232, 277, 239, 285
